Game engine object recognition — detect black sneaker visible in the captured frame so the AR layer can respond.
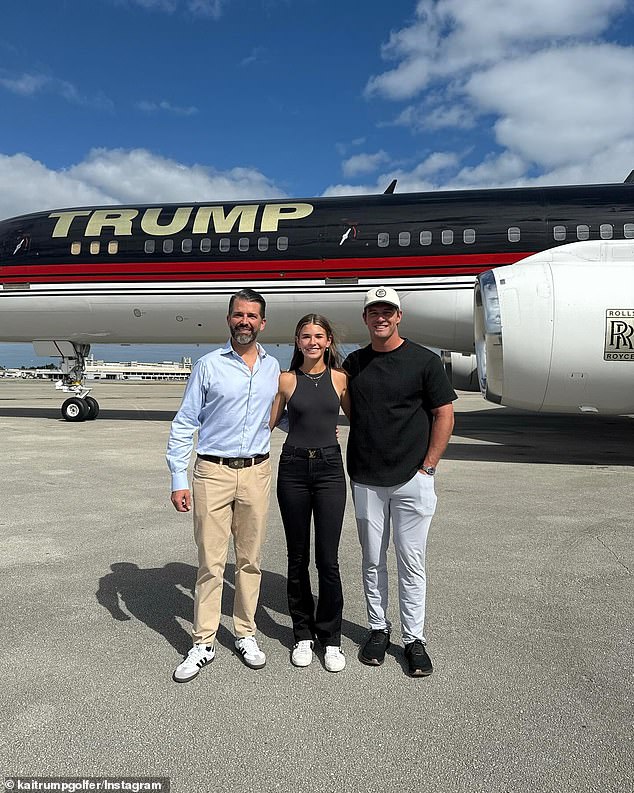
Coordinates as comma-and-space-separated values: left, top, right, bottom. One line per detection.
404, 640, 433, 677
360, 629, 390, 666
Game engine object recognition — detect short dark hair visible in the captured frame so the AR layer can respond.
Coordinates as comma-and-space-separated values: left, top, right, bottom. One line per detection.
228, 288, 267, 318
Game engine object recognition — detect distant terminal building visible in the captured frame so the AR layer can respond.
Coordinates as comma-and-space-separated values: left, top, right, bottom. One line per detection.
85, 355, 192, 381
1, 355, 193, 381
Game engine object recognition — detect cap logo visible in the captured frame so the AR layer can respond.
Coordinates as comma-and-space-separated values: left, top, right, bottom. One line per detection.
376, 288, 386, 297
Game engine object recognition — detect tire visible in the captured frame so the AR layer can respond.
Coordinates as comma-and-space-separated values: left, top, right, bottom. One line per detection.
61, 397, 89, 422
85, 396, 100, 420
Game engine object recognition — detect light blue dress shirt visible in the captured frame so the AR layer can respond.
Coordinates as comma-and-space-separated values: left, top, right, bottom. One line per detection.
166, 340, 280, 491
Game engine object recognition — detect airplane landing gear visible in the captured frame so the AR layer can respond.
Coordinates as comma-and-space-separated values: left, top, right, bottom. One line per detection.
84, 395, 100, 420
61, 396, 89, 422
32, 340, 101, 422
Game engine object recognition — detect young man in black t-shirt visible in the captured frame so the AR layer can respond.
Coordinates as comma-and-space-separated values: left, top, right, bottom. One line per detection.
342, 286, 457, 677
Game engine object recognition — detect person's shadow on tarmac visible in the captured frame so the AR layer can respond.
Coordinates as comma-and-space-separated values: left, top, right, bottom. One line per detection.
96, 561, 367, 655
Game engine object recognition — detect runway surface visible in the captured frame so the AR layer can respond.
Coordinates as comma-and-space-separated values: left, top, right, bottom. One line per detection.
0, 380, 632, 793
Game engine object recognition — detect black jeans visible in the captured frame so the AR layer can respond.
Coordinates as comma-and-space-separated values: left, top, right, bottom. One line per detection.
276, 444, 346, 646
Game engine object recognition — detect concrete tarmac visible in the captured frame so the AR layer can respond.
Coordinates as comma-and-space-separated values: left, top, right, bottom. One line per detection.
0, 380, 632, 793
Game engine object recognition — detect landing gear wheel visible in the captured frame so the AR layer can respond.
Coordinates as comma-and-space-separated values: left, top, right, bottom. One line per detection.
85, 396, 100, 420
61, 397, 89, 422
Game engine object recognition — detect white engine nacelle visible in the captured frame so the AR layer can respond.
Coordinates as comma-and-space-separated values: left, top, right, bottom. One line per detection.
474, 240, 634, 415
441, 351, 480, 391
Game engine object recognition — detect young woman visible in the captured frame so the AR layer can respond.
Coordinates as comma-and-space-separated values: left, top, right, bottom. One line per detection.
270, 314, 349, 672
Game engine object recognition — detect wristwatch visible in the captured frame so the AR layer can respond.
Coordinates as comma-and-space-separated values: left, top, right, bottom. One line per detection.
420, 465, 436, 476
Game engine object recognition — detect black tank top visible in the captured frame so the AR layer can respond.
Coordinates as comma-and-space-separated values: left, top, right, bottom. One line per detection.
286, 369, 340, 448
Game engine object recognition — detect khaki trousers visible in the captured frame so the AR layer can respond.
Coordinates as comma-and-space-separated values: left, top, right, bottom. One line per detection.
191, 457, 271, 645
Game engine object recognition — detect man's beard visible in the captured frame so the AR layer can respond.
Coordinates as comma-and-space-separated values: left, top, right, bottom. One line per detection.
231, 325, 257, 345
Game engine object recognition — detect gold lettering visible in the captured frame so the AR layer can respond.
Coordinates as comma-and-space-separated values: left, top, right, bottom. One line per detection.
49, 210, 92, 238
141, 207, 193, 236
193, 205, 258, 234
85, 209, 139, 237
260, 202, 313, 232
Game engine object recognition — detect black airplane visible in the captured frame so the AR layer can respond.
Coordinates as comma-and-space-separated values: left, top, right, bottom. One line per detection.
1, 175, 633, 420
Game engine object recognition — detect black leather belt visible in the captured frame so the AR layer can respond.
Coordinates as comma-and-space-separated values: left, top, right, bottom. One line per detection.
282, 445, 339, 459
198, 453, 269, 469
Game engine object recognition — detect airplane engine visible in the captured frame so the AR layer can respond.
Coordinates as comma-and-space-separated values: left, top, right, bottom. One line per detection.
474, 241, 634, 415
441, 351, 479, 391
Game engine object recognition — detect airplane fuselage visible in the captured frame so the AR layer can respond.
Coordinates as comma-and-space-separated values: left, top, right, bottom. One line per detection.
1, 183, 633, 351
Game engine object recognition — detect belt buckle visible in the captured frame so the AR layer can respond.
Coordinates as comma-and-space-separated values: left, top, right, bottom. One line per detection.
308, 449, 317, 459
228, 459, 245, 469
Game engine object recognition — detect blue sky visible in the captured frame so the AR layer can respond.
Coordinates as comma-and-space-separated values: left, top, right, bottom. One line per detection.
1, 0, 633, 366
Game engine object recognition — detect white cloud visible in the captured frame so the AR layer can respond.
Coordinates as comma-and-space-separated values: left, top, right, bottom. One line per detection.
0, 73, 48, 95
0, 154, 119, 220
466, 44, 634, 168
342, 150, 391, 178
416, 151, 461, 175
366, 0, 628, 100
136, 99, 199, 115
359, 0, 634, 189
187, 0, 225, 16
451, 151, 529, 188
122, 0, 226, 17
0, 148, 286, 220
324, 153, 460, 196
0, 71, 113, 110
389, 102, 475, 131
335, 138, 367, 157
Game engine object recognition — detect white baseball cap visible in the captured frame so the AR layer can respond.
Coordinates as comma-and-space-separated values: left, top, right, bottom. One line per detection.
363, 286, 401, 311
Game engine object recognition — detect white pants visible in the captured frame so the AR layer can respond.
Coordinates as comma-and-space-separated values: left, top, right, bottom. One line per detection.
351, 472, 437, 644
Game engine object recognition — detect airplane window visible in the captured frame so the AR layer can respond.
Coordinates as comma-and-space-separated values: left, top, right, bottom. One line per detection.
144, 240, 155, 254
200, 238, 211, 253
600, 224, 613, 239
108, 241, 119, 254
398, 232, 411, 247
419, 231, 432, 246
90, 241, 100, 255
71, 242, 81, 255
577, 225, 590, 240
378, 233, 389, 248
553, 225, 566, 241
163, 240, 174, 254
464, 229, 475, 244
219, 238, 230, 252
442, 230, 454, 245
277, 236, 288, 251
258, 237, 269, 252
181, 239, 192, 253
624, 224, 634, 239
239, 238, 249, 252
508, 227, 520, 242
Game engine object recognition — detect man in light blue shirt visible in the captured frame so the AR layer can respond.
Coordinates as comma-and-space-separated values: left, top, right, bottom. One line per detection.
167, 288, 280, 682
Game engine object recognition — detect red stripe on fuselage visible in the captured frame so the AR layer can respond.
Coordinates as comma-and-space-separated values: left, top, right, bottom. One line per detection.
0, 251, 534, 284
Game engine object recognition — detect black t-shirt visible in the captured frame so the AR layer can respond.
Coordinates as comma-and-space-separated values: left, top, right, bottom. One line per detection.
343, 339, 457, 487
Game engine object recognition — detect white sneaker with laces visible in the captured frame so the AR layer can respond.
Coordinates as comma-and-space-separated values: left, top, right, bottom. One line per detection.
325, 646, 346, 673
291, 640, 314, 667
173, 643, 215, 683
235, 635, 266, 669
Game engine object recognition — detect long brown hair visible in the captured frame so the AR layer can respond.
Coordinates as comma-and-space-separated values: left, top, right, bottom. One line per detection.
289, 314, 343, 371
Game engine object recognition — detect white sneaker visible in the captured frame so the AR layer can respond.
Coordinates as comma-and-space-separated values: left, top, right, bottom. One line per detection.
291, 640, 314, 667
235, 635, 266, 669
173, 643, 215, 683
324, 646, 346, 673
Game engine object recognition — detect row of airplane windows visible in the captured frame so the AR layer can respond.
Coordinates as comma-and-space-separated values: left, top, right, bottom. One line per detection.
69, 223, 634, 256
